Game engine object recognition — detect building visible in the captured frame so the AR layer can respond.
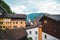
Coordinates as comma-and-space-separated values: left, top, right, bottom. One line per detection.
26, 22, 43, 40
0, 5, 27, 30
41, 15, 60, 40
34, 14, 60, 40
0, 28, 27, 40
0, 13, 27, 30
26, 25, 38, 40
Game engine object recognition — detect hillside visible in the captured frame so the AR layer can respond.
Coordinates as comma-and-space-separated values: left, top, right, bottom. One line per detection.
26, 13, 44, 22
0, 0, 13, 14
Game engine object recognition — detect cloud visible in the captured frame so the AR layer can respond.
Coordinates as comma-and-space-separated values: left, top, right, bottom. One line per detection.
4, 0, 60, 14
28, 0, 60, 14
10, 5, 30, 14
49, 4, 60, 14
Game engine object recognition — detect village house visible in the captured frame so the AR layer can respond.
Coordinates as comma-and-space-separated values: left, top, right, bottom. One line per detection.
34, 14, 60, 40
26, 21, 43, 40
26, 25, 38, 40
0, 5, 27, 30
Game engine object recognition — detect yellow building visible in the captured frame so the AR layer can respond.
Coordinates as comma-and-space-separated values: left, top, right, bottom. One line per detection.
0, 14, 27, 30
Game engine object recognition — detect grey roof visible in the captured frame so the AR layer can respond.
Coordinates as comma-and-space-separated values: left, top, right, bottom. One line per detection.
0, 28, 27, 40
0, 13, 27, 19
45, 14, 60, 21
35, 14, 60, 22
34, 14, 60, 26
34, 15, 43, 26
35, 15, 43, 22
25, 22, 43, 30
26, 25, 38, 30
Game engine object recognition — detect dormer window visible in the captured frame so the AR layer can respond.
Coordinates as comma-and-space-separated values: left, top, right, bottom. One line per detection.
44, 20, 47, 24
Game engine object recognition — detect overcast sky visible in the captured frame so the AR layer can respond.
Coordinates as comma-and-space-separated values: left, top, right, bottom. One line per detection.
3, 0, 60, 14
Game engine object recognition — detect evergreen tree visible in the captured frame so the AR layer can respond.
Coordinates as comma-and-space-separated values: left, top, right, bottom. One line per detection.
0, 0, 13, 14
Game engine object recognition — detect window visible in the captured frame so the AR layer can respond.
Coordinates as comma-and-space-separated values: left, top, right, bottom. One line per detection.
6, 22, 11, 24
6, 22, 7, 24
10, 22, 11, 24
44, 20, 47, 24
7, 26, 10, 28
0, 22, 3, 24
0, 26, 2, 28
16, 22, 18, 24
35, 31, 37, 35
8, 22, 9, 23
13, 26, 17, 28
20, 22, 22, 24
13, 22, 15, 24
8, 26, 11, 28
3, 26, 5, 28
45, 35, 47, 39
10, 26, 11, 28
29, 31, 31, 34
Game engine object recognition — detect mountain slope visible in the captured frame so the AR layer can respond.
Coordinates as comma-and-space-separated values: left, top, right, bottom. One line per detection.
27, 13, 44, 22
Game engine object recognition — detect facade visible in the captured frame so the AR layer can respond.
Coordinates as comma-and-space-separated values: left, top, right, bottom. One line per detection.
26, 25, 42, 40
26, 26, 38, 40
0, 14, 27, 30
0, 18, 11, 29
41, 15, 60, 40
35, 14, 60, 40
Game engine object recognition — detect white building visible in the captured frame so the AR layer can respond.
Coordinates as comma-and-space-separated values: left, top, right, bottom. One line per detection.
26, 27, 38, 40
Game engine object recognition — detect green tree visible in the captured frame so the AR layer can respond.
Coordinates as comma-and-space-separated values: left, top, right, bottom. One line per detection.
0, 0, 13, 14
